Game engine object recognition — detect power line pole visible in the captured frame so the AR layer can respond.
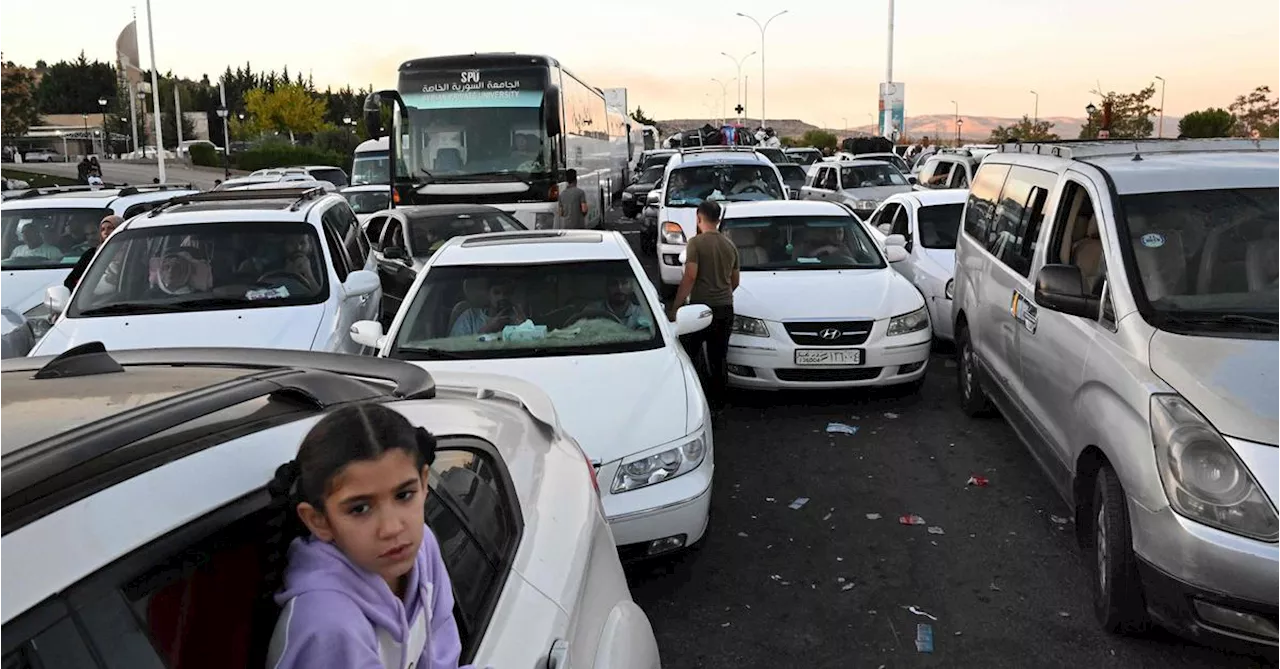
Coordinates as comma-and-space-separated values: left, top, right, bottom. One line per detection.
144, 0, 165, 181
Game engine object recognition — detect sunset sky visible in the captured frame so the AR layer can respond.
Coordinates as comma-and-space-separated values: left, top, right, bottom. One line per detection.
2, 0, 1276, 124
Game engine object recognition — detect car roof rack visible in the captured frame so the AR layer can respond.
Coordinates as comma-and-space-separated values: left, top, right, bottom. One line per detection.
2, 345, 436, 533
148, 185, 328, 216
115, 183, 196, 197
6, 184, 117, 200
678, 145, 762, 156
997, 137, 1278, 160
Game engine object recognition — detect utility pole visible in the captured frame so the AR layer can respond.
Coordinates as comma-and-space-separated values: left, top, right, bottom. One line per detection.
884, 0, 895, 137
1154, 75, 1166, 138
128, 82, 139, 154
144, 0, 166, 181
1030, 90, 1039, 124
173, 85, 184, 147
721, 51, 756, 126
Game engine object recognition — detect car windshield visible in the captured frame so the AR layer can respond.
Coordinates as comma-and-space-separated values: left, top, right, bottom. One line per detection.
344, 190, 391, 215
1120, 187, 1278, 331
665, 164, 784, 206
642, 154, 674, 171
639, 166, 666, 183
756, 148, 788, 164
777, 165, 808, 187
351, 150, 390, 186
2, 207, 112, 270
308, 168, 348, 187
722, 215, 886, 270
786, 150, 822, 166
389, 260, 661, 359
408, 212, 525, 257
917, 203, 964, 249
858, 154, 911, 173
841, 164, 909, 188
67, 221, 328, 318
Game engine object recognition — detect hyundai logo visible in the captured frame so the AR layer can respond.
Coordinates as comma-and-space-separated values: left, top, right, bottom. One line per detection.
819, 328, 843, 340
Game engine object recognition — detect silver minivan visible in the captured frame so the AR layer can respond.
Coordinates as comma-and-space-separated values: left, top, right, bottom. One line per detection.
950, 138, 1278, 652
801, 160, 914, 220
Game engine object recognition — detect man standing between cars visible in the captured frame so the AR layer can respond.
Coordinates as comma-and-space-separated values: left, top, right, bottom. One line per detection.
557, 169, 588, 229
668, 200, 739, 411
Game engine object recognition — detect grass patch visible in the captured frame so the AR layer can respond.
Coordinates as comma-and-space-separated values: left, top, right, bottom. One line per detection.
2, 168, 80, 188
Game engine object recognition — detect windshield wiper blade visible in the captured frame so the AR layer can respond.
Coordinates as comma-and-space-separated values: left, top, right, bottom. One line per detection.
1163, 312, 1279, 328
168, 296, 258, 309
399, 347, 469, 360
77, 302, 190, 316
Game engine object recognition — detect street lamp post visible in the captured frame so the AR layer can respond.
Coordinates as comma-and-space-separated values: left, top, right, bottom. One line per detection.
216, 105, 230, 179
81, 114, 90, 157
721, 51, 757, 124
98, 97, 109, 156
736, 10, 787, 129
1030, 90, 1039, 124
950, 101, 958, 145
711, 78, 732, 124
956, 118, 964, 145
1154, 75, 1166, 138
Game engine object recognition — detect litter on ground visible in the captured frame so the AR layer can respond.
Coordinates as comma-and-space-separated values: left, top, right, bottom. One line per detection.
899, 514, 926, 526
915, 623, 935, 653
842, 583, 855, 591
789, 497, 810, 510
884, 412, 899, 419
905, 606, 939, 621
967, 475, 990, 487
826, 422, 859, 435
822, 512, 833, 521
927, 526, 946, 535
737, 531, 749, 538
1050, 515, 1071, 525
866, 513, 883, 520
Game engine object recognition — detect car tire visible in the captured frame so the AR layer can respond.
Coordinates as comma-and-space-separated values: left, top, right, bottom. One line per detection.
622, 203, 638, 219
956, 323, 994, 417
1089, 463, 1149, 634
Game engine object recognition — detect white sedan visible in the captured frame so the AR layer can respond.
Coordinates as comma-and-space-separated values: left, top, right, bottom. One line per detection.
721, 200, 932, 391
351, 229, 717, 561
865, 189, 967, 341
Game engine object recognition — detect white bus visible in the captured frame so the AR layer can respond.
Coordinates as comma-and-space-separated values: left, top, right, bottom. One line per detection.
366, 53, 628, 229
351, 137, 389, 186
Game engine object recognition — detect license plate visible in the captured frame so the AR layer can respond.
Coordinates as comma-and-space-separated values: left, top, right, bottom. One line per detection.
794, 348, 863, 366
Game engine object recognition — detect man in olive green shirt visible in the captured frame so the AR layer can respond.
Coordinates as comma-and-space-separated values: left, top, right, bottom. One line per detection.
668, 200, 739, 411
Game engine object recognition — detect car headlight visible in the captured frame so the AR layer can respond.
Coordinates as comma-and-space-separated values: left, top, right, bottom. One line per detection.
611, 433, 707, 493
23, 302, 53, 339
944, 279, 955, 300
662, 221, 686, 245
1151, 394, 1278, 541
886, 305, 930, 336
853, 199, 879, 210
732, 315, 769, 337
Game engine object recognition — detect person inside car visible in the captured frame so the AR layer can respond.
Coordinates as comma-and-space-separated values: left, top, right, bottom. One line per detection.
800, 226, 848, 258
449, 279, 527, 336
64, 215, 122, 291
570, 276, 652, 330
9, 222, 62, 261
264, 403, 475, 669
729, 168, 770, 195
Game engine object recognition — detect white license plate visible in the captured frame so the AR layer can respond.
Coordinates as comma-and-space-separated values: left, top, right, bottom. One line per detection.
794, 348, 863, 366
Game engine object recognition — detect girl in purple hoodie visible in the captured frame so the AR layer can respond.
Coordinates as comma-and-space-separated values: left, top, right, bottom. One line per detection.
263, 403, 475, 669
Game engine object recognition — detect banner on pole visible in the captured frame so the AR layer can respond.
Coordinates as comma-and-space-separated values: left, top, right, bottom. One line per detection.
878, 82, 905, 140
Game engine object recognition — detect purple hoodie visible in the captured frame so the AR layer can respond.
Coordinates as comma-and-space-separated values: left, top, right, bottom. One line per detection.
266, 525, 472, 669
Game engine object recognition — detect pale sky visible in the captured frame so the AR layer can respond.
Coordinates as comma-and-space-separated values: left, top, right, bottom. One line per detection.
2, 0, 1277, 124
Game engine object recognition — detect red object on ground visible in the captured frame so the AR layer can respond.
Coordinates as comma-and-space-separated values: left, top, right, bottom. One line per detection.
899, 514, 926, 526
967, 475, 989, 487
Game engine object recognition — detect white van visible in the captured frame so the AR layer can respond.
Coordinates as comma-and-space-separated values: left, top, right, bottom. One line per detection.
352, 137, 390, 186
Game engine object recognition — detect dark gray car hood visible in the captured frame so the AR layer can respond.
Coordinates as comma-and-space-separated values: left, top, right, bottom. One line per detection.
1149, 330, 1278, 445
626, 181, 658, 193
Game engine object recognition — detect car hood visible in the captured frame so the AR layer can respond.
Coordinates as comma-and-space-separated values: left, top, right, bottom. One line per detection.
2, 268, 70, 314
840, 184, 914, 201
661, 206, 699, 238
410, 348, 693, 463
1149, 330, 1277, 445
625, 181, 657, 193
734, 267, 923, 321
31, 304, 327, 356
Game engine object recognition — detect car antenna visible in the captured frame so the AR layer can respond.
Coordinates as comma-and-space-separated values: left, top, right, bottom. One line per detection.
1131, 143, 1144, 161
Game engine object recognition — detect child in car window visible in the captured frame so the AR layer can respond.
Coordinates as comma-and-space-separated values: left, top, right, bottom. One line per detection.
265, 403, 476, 669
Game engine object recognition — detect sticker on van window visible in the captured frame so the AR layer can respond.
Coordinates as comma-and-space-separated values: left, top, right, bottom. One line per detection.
1140, 233, 1165, 248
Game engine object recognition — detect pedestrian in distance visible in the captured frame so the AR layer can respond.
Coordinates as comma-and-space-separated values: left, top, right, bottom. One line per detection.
263, 403, 481, 669
667, 200, 739, 412
557, 169, 588, 230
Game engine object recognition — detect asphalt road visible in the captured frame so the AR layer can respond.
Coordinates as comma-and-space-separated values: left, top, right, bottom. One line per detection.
604, 210, 1273, 669
11, 160, 240, 191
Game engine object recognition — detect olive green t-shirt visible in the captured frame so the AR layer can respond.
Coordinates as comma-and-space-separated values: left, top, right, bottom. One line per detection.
685, 230, 739, 307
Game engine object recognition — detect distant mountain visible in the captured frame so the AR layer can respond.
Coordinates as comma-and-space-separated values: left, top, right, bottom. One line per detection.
656, 114, 1183, 143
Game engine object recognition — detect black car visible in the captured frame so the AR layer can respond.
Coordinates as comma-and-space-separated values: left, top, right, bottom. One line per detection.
775, 163, 808, 200
621, 165, 667, 218
363, 204, 526, 322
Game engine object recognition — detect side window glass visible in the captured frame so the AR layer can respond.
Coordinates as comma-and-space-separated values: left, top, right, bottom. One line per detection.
384, 219, 405, 251
926, 161, 953, 188
346, 206, 370, 264
963, 164, 1010, 243
989, 171, 1033, 263
950, 164, 971, 189
2, 603, 100, 669
889, 206, 910, 237
323, 223, 351, 281
1046, 181, 1106, 296
367, 216, 388, 250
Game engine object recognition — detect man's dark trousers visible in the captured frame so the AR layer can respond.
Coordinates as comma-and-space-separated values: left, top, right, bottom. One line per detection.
680, 304, 734, 410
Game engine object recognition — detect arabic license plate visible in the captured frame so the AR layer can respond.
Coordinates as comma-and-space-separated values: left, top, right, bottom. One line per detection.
794, 348, 863, 366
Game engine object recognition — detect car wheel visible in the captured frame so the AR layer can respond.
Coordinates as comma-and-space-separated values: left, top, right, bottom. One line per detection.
1089, 463, 1149, 633
623, 203, 638, 219
956, 324, 993, 416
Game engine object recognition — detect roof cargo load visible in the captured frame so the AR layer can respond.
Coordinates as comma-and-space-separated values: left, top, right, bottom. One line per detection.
842, 137, 895, 155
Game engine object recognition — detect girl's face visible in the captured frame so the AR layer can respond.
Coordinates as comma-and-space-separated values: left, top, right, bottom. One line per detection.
297, 449, 428, 593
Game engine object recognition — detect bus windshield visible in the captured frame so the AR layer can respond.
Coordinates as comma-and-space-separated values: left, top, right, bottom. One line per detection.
351, 150, 389, 186
398, 67, 551, 180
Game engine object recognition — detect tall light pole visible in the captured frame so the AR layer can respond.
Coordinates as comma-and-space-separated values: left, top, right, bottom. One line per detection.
882, 0, 895, 138
144, 0, 166, 182
98, 97, 109, 156
1030, 90, 1039, 124
736, 10, 787, 129
81, 114, 90, 157
711, 78, 732, 123
956, 118, 964, 146
951, 100, 959, 144
1154, 75, 1166, 138
721, 51, 756, 124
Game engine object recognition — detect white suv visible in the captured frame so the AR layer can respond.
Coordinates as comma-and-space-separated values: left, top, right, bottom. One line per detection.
1, 184, 200, 351
1, 345, 659, 669
654, 147, 787, 288
32, 186, 382, 356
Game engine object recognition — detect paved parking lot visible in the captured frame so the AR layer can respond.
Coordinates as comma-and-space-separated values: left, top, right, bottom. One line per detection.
605, 211, 1272, 669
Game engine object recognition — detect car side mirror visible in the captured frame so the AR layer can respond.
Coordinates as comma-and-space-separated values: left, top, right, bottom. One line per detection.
1035, 264, 1100, 318
907, 175, 919, 185
884, 234, 907, 247
383, 246, 407, 260
885, 246, 909, 263
675, 304, 712, 336
349, 319, 386, 349
545, 85, 562, 136
343, 269, 380, 298
45, 285, 71, 315
877, 223, 892, 235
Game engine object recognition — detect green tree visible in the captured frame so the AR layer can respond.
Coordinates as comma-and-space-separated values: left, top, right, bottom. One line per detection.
1177, 108, 1236, 138
35, 51, 117, 114
2, 65, 42, 140
631, 107, 657, 126
800, 129, 838, 150
1228, 86, 1279, 138
244, 84, 329, 144
988, 115, 1059, 142
1079, 85, 1159, 139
